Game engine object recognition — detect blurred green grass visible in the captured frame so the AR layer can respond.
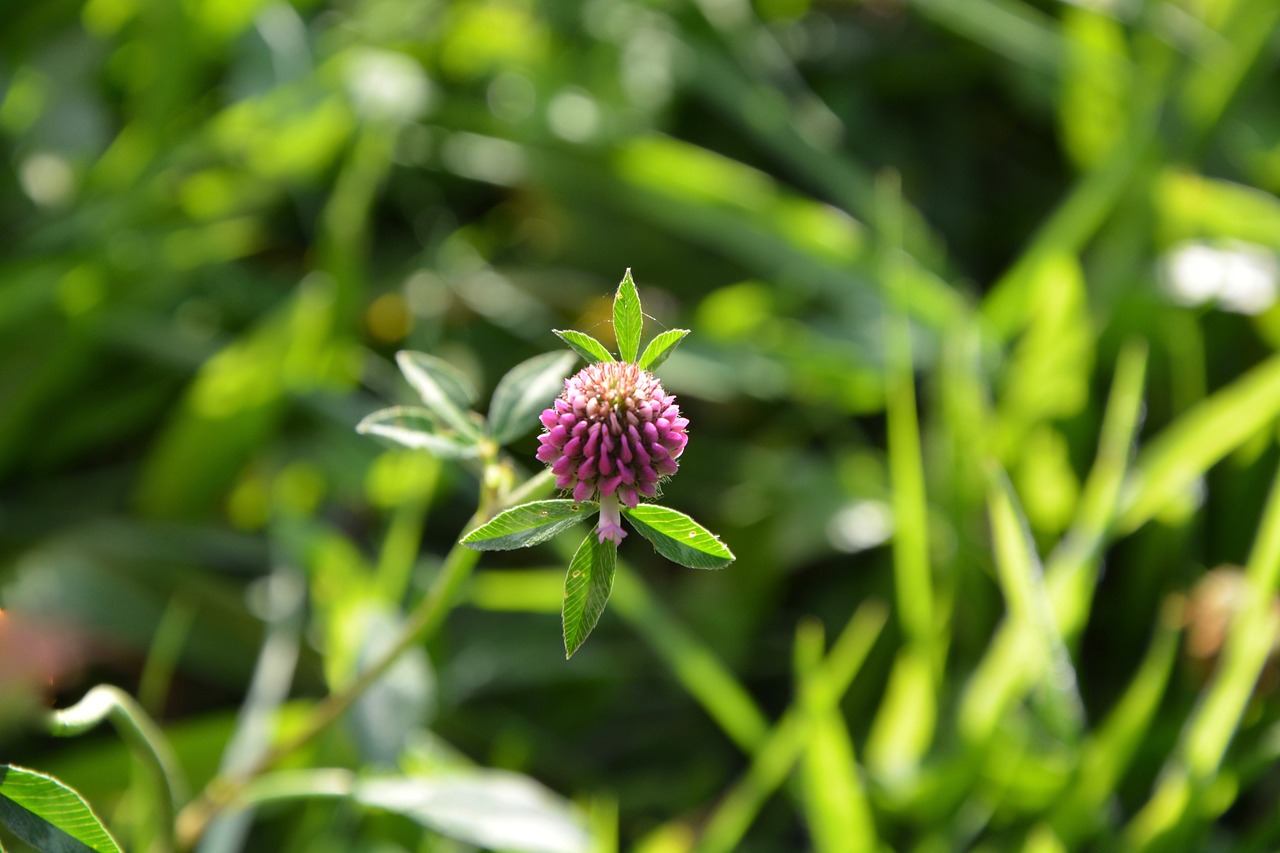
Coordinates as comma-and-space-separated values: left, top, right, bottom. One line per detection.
5, 0, 1280, 850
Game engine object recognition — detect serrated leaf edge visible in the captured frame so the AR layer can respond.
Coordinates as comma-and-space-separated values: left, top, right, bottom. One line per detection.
638, 329, 691, 371
613, 269, 643, 364
553, 330, 615, 364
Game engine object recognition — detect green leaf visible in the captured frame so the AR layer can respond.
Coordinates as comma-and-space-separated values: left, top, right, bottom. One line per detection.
354, 771, 589, 853
563, 533, 617, 658
1118, 353, 1280, 533
622, 505, 735, 569
637, 329, 690, 372
395, 351, 481, 437
488, 351, 577, 445
613, 269, 643, 364
356, 407, 480, 459
553, 330, 614, 364
461, 500, 597, 550
0, 765, 122, 853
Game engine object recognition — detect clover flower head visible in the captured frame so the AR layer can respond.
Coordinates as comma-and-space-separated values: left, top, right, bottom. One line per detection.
536, 361, 688, 544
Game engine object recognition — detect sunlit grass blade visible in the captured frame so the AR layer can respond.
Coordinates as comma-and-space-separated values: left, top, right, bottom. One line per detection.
986, 465, 1083, 739
613, 269, 643, 363
960, 342, 1148, 748
1046, 339, 1148, 637
1051, 598, 1181, 846
1117, 353, 1280, 534
354, 771, 591, 853
693, 602, 888, 853
611, 566, 768, 753
793, 619, 877, 853
1128, 461, 1280, 850
563, 533, 617, 658
866, 170, 936, 782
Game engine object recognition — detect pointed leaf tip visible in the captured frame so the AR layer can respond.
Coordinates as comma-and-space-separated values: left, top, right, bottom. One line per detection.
357, 407, 481, 459
638, 329, 690, 372
394, 351, 481, 438
554, 330, 615, 364
613, 270, 643, 364
622, 505, 735, 569
488, 351, 577, 445
461, 500, 597, 551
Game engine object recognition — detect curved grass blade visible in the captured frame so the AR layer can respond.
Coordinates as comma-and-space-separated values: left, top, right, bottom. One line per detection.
622, 504, 734, 569
0, 765, 122, 853
355, 771, 589, 853
638, 329, 690, 372
488, 351, 577, 445
563, 533, 618, 658
395, 351, 481, 437
613, 269, 643, 364
461, 500, 597, 551
554, 330, 614, 364
356, 407, 480, 459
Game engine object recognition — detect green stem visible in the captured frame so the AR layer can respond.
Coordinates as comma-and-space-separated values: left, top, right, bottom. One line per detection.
48, 684, 187, 853
175, 456, 523, 849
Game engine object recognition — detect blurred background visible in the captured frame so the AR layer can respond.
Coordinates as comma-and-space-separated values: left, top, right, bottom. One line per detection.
5, 0, 1280, 850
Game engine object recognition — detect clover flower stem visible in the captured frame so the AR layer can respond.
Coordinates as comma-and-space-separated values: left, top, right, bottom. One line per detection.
597, 493, 626, 544
175, 453, 548, 850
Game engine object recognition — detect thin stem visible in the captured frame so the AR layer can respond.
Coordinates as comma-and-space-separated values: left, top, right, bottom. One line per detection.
175, 454, 520, 850
48, 684, 187, 853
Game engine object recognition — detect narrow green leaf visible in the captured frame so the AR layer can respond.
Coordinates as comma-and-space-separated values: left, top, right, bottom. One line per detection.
553, 330, 614, 363
563, 533, 618, 658
637, 329, 690, 372
0, 765, 122, 853
354, 771, 589, 853
986, 465, 1083, 740
461, 500, 597, 551
488, 351, 577, 445
1118, 352, 1280, 533
613, 269, 643, 364
395, 351, 481, 437
622, 504, 734, 569
356, 407, 480, 459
